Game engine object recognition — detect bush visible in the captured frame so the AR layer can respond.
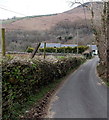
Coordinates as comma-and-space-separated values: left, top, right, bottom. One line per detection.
2, 56, 85, 119
44, 47, 56, 53
57, 47, 65, 53
26, 47, 34, 53
72, 46, 89, 54
78, 46, 89, 54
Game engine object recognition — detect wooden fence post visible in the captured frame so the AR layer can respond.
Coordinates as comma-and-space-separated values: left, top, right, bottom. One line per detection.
55, 47, 57, 56
44, 42, 46, 59
1, 28, 6, 57
31, 43, 41, 59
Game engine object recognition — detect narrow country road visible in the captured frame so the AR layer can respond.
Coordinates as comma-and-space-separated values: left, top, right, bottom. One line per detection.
47, 57, 107, 118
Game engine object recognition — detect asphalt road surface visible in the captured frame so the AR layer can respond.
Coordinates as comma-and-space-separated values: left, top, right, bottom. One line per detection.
47, 57, 107, 118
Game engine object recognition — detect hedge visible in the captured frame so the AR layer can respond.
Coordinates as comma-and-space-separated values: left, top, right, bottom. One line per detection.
26, 46, 89, 54
26, 47, 34, 53
2, 56, 85, 119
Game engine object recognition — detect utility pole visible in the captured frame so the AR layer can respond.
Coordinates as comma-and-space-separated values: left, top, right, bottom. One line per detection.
1, 28, 6, 57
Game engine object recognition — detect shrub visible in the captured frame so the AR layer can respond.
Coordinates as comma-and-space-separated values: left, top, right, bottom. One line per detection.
72, 46, 89, 54
26, 47, 34, 53
57, 47, 65, 53
45, 47, 56, 53
39, 47, 56, 53
78, 46, 89, 53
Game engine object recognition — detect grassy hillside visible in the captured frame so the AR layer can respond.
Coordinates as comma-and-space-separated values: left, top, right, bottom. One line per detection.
3, 2, 102, 31
3, 2, 103, 52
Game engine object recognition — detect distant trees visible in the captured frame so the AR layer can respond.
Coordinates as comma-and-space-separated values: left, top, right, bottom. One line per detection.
51, 19, 93, 44
5, 30, 50, 52
51, 20, 74, 42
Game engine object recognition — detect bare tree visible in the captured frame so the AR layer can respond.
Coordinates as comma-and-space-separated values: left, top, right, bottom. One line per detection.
71, 0, 109, 81
105, 1, 109, 82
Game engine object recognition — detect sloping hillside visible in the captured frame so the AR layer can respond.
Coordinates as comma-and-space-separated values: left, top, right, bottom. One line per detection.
3, 2, 103, 31
4, 2, 103, 52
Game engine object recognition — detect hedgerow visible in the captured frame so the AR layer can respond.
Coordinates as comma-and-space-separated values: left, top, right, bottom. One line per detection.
27, 46, 89, 53
2, 56, 85, 119
26, 47, 34, 53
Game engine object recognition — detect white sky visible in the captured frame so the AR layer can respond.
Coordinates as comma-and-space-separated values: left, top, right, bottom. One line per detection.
0, 0, 101, 19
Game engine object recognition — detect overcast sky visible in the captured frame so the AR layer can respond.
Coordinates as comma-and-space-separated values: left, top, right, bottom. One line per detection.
0, 0, 101, 19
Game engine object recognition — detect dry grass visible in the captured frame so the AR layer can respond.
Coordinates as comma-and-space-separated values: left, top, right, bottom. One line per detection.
3, 2, 102, 31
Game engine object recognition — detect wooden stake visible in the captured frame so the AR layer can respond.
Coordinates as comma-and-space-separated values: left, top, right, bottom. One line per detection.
1, 28, 6, 57
31, 43, 41, 59
44, 42, 46, 59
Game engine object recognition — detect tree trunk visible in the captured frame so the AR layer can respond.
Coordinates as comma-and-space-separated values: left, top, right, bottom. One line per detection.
106, 2, 109, 82
97, 2, 109, 82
